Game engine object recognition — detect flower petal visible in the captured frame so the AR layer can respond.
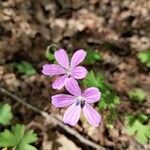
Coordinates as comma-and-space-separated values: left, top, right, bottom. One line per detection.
82, 88, 101, 103
83, 103, 101, 127
63, 103, 81, 126
42, 64, 65, 76
71, 66, 87, 79
65, 78, 81, 96
70, 50, 87, 69
54, 49, 69, 69
52, 94, 75, 107
52, 75, 68, 90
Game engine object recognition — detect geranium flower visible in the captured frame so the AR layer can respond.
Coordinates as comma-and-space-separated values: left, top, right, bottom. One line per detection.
51, 78, 101, 127
42, 49, 87, 90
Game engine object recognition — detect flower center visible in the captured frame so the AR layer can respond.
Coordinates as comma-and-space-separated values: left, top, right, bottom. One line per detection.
76, 96, 85, 108
66, 69, 72, 76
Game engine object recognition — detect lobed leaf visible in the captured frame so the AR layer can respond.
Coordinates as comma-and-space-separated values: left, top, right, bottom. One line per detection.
0, 103, 13, 125
128, 88, 146, 102
0, 124, 38, 150
0, 129, 17, 147
125, 114, 150, 144
83, 71, 120, 127
83, 71, 120, 110
85, 49, 102, 65
13, 61, 37, 76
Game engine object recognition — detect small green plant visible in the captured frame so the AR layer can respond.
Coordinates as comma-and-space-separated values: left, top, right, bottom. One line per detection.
85, 49, 102, 65
83, 71, 120, 126
128, 88, 146, 102
0, 103, 13, 125
138, 49, 150, 67
124, 114, 150, 144
13, 61, 37, 76
0, 103, 38, 150
0, 124, 38, 150
83, 71, 120, 110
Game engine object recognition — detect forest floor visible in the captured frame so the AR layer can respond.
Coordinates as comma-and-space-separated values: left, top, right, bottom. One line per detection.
0, 0, 150, 149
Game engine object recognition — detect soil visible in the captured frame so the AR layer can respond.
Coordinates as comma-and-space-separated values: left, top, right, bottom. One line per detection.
0, 0, 150, 150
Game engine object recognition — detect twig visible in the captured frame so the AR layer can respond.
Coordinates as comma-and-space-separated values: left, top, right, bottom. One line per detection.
0, 87, 107, 150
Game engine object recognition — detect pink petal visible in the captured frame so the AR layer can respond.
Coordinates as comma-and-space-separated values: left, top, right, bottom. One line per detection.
65, 78, 81, 96
52, 94, 75, 107
42, 64, 65, 76
52, 75, 68, 90
54, 49, 69, 69
71, 66, 87, 79
82, 88, 101, 103
70, 50, 87, 69
83, 103, 101, 127
63, 103, 81, 126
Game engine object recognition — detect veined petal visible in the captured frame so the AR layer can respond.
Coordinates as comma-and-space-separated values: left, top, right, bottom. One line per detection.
52, 75, 68, 90
63, 103, 81, 126
52, 94, 75, 107
65, 78, 81, 96
82, 88, 101, 103
42, 64, 65, 76
54, 49, 69, 69
70, 50, 87, 69
71, 66, 87, 79
83, 103, 101, 127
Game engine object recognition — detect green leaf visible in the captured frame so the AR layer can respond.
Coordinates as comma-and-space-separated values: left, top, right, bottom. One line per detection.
12, 124, 25, 143
99, 95, 120, 110
14, 61, 37, 76
45, 48, 55, 61
138, 49, 150, 67
83, 71, 120, 110
0, 124, 38, 150
23, 130, 38, 144
83, 71, 104, 87
0, 129, 17, 147
128, 88, 146, 102
20, 144, 37, 150
125, 114, 150, 144
85, 49, 102, 65
106, 109, 118, 128
83, 71, 120, 126
45, 44, 58, 61
0, 103, 13, 125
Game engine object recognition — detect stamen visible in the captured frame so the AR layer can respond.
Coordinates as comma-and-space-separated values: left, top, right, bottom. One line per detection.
76, 96, 85, 108
76, 100, 80, 106
80, 100, 85, 108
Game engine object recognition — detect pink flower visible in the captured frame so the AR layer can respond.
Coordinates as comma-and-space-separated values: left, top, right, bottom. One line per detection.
42, 49, 87, 90
51, 78, 101, 127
